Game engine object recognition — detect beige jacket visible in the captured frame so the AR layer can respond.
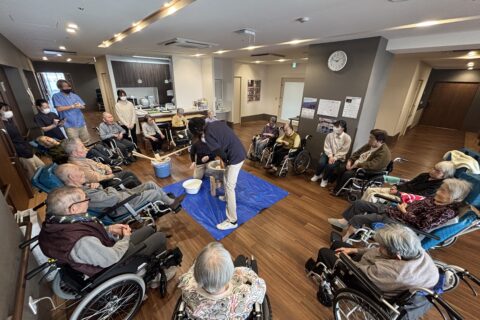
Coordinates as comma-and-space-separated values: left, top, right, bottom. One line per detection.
69, 157, 113, 182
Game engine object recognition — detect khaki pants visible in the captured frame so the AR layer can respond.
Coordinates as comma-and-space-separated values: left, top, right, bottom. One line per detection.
19, 155, 45, 180
361, 187, 392, 203
224, 161, 244, 222
65, 126, 90, 145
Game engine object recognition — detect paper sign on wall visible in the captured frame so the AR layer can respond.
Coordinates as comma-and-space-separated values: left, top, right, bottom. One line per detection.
300, 97, 318, 119
317, 99, 341, 117
342, 96, 362, 119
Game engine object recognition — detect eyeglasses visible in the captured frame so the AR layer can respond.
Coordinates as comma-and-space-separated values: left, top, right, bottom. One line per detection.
68, 197, 90, 209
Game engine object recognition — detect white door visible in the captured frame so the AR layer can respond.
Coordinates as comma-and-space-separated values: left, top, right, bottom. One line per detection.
233, 76, 241, 124
279, 80, 304, 122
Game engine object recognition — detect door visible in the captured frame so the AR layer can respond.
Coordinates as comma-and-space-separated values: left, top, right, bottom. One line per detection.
420, 82, 478, 130
279, 78, 304, 122
233, 76, 241, 124
101, 73, 116, 114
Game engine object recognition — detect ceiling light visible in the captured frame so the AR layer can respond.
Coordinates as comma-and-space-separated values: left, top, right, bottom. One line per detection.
295, 17, 310, 23
42, 56, 48, 61
164, 1, 171, 7
280, 39, 314, 45
242, 45, 263, 51
66, 28, 76, 33
67, 23, 78, 29
132, 21, 140, 27
467, 62, 475, 67
214, 50, 229, 54
302, 57, 309, 60
66, 58, 72, 62
468, 67, 474, 70
415, 20, 440, 28
254, 60, 263, 64
166, 6, 178, 15
276, 59, 286, 62
467, 51, 477, 56
59, 46, 66, 50
56, 53, 62, 57
192, 53, 204, 57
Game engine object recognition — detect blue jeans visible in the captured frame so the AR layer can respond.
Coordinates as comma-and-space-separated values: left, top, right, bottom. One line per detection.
315, 154, 343, 182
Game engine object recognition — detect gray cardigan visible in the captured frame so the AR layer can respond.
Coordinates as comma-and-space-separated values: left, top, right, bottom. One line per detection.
99, 122, 125, 140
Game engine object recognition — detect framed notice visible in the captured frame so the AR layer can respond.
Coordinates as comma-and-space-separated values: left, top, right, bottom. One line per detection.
317, 99, 341, 117
342, 96, 362, 119
247, 80, 261, 102
300, 97, 318, 119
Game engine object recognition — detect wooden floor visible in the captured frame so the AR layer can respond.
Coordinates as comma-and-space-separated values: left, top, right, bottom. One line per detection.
44, 116, 480, 320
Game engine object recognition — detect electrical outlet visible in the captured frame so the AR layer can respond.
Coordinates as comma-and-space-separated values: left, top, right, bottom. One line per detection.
28, 296, 38, 315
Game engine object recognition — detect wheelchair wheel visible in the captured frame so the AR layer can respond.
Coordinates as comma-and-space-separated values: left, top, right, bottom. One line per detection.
70, 274, 145, 320
293, 150, 311, 174
52, 272, 81, 300
437, 237, 458, 248
333, 288, 391, 320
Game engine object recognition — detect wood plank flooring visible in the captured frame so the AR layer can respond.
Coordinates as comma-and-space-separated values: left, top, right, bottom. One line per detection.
42, 115, 480, 320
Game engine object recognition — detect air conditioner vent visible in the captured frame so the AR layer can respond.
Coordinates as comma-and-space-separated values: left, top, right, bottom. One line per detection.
159, 38, 217, 49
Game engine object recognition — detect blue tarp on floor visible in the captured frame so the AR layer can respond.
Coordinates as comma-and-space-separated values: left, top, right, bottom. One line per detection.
163, 170, 288, 240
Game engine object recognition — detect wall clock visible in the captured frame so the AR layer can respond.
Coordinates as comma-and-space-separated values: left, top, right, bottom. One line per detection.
328, 50, 348, 72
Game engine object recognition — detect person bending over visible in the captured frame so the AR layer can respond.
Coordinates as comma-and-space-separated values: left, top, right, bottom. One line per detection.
189, 117, 246, 230
362, 161, 456, 203
55, 164, 184, 217
39, 186, 176, 283
306, 224, 439, 318
264, 123, 300, 174
189, 137, 216, 180
311, 120, 351, 188
179, 242, 266, 320
64, 138, 141, 188
99, 112, 135, 162
332, 129, 391, 195
328, 178, 471, 241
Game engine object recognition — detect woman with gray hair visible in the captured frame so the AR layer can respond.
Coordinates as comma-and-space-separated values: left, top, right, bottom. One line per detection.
178, 242, 267, 319
362, 161, 456, 203
306, 224, 439, 299
329, 178, 472, 241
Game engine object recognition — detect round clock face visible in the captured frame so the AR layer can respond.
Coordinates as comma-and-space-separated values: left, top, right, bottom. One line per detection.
328, 50, 348, 71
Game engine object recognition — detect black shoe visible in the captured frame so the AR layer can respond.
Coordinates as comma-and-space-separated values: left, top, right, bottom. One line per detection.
317, 287, 333, 307
330, 231, 343, 244
305, 258, 316, 273
169, 193, 186, 210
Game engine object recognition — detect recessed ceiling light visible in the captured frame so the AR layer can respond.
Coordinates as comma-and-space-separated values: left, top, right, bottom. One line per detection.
56, 53, 62, 57
59, 46, 66, 50
280, 39, 314, 45
467, 62, 475, 67
242, 45, 263, 51
415, 20, 440, 28
468, 67, 474, 70
467, 51, 477, 56
276, 59, 286, 62
66, 28, 76, 33
254, 60, 263, 64
192, 53, 204, 57
66, 58, 72, 62
164, 1, 171, 7
132, 21, 140, 27
302, 57, 309, 60
68, 23, 78, 29
42, 56, 48, 61
214, 50, 229, 54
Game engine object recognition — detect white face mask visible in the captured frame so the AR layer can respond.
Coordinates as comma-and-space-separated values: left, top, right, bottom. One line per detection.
120, 96, 127, 101
41, 108, 50, 114
333, 127, 343, 134
2, 110, 13, 119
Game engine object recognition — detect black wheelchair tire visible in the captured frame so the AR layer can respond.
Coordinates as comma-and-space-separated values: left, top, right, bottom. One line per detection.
263, 294, 273, 320
293, 150, 311, 175
437, 237, 458, 249
333, 288, 392, 320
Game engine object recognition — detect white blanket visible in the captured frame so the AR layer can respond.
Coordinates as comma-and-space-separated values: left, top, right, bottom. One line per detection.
443, 150, 480, 174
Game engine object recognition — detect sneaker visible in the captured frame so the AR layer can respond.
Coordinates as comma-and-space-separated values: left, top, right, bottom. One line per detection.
218, 195, 226, 202
320, 179, 328, 188
216, 219, 238, 230
327, 218, 348, 230
311, 174, 322, 182
150, 267, 177, 288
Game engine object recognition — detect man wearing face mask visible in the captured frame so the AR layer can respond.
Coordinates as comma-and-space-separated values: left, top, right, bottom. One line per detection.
33, 99, 66, 140
52, 79, 90, 144
1, 102, 45, 179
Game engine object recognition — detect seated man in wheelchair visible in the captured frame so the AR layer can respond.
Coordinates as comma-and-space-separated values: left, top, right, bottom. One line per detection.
99, 112, 136, 163
170, 108, 191, 147
362, 160, 456, 203
178, 242, 267, 320
305, 225, 439, 317
332, 129, 391, 195
64, 138, 141, 189
311, 120, 351, 188
39, 186, 177, 283
248, 116, 279, 161
56, 163, 185, 218
264, 123, 300, 174
328, 178, 472, 241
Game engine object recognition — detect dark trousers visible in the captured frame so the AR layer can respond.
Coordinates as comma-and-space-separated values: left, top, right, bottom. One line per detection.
233, 255, 258, 274
333, 164, 356, 193
272, 148, 290, 166
147, 133, 165, 152
315, 153, 343, 182
121, 124, 138, 146
342, 200, 393, 228
316, 241, 361, 269
99, 171, 142, 189
114, 138, 135, 157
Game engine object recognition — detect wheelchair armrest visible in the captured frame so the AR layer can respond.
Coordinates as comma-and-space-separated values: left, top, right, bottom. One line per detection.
110, 193, 140, 211
19, 235, 39, 249
374, 194, 401, 204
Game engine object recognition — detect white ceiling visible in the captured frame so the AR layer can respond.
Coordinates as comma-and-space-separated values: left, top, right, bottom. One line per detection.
1, 0, 480, 67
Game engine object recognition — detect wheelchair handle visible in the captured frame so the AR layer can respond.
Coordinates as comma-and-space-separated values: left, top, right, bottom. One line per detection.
432, 295, 464, 320
32, 201, 47, 211
19, 235, 39, 249
25, 259, 56, 280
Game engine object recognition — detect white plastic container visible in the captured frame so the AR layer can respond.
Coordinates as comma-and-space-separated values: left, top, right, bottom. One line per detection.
182, 179, 203, 194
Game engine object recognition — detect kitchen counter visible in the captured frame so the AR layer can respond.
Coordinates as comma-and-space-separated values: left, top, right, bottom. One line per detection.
135, 108, 208, 123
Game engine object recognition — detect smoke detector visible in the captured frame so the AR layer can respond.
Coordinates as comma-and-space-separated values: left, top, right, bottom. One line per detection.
295, 17, 310, 23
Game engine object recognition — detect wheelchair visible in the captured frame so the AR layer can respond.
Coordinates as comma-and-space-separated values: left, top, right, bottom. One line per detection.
265, 134, 312, 177
31, 163, 181, 227
335, 157, 407, 202
247, 135, 277, 164
306, 252, 479, 320
171, 255, 272, 320
22, 235, 183, 320
168, 125, 191, 149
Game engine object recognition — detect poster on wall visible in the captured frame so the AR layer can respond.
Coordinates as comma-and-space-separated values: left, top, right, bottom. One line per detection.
300, 97, 318, 119
316, 117, 335, 134
317, 99, 341, 117
342, 96, 362, 119
247, 80, 261, 102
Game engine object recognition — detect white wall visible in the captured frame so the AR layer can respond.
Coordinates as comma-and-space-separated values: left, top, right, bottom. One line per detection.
171, 56, 203, 111
233, 62, 306, 118
214, 58, 234, 121
0, 34, 34, 71
201, 57, 215, 110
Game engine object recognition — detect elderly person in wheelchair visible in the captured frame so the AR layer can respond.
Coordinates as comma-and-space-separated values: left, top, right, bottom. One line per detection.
305, 224, 441, 319
332, 129, 391, 195
362, 160, 456, 203
64, 138, 142, 189
177, 242, 267, 320
328, 178, 472, 241
264, 123, 300, 174
248, 116, 279, 161
99, 112, 136, 163
56, 163, 185, 218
